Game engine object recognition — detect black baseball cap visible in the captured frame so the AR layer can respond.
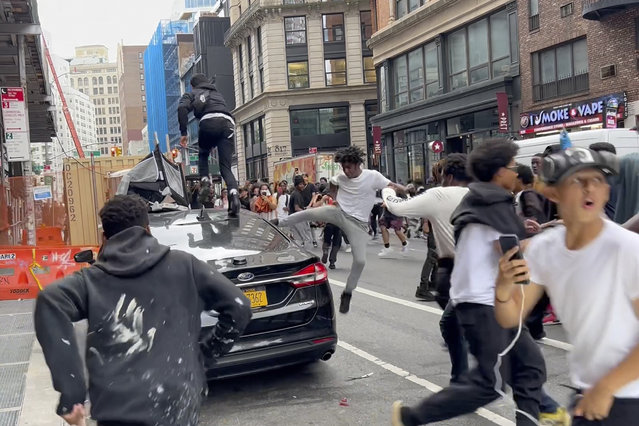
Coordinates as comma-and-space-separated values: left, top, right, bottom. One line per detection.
540, 147, 618, 185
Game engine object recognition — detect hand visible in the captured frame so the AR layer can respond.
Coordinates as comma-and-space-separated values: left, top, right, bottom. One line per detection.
180, 135, 188, 148
524, 219, 541, 234
574, 383, 614, 421
496, 247, 529, 298
61, 403, 86, 425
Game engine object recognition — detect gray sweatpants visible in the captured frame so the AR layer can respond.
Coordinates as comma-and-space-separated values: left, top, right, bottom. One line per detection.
280, 206, 368, 294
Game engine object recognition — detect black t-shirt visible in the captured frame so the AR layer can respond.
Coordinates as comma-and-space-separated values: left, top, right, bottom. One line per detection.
301, 183, 316, 206
290, 190, 305, 213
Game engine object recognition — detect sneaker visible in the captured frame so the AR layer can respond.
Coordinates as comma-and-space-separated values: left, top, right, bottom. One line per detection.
415, 286, 437, 301
391, 401, 405, 426
543, 311, 561, 325
313, 241, 318, 248
401, 242, 410, 253
371, 234, 379, 240
329, 262, 336, 269
344, 244, 352, 253
539, 407, 570, 426
339, 292, 352, 314
378, 247, 394, 258
321, 253, 328, 264
228, 189, 240, 217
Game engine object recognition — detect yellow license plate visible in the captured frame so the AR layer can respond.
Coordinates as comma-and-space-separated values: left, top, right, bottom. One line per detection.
243, 289, 268, 308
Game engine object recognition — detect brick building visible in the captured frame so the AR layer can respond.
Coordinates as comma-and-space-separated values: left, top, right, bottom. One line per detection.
367, 0, 520, 183
518, 0, 639, 136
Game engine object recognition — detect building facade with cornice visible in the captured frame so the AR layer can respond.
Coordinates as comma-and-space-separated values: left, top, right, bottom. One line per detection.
368, 0, 521, 183
225, 0, 377, 182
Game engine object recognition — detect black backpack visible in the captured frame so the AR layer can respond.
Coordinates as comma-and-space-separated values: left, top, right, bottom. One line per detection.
191, 88, 211, 119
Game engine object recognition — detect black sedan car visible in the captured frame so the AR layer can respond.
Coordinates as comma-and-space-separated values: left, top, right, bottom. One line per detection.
147, 208, 337, 379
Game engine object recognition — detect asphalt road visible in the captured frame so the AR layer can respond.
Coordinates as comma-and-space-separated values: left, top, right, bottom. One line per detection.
200, 235, 573, 426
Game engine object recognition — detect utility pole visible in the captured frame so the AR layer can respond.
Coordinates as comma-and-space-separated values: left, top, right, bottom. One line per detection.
18, 35, 36, 246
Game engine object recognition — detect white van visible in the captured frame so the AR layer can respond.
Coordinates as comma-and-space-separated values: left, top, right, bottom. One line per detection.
515, 129, 639, 166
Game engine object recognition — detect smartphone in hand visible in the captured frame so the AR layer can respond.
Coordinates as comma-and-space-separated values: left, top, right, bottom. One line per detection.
498, 234, 529, 285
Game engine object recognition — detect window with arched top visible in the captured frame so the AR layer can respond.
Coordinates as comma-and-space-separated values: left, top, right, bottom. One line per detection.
112, 76, 117, 84
106, 76, 111, 84
92, 77, 97, 85
70, 79, 74, 88
84, 77, 89, 86
77, 78, 83, 87
99, 76, 104, 85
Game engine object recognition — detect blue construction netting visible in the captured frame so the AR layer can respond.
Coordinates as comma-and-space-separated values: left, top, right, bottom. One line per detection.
144, 20, 190, 153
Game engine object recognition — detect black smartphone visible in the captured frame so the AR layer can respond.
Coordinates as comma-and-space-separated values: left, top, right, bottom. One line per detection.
498, 234, 529, 285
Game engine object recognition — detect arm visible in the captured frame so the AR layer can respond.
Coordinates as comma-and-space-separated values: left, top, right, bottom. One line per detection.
192, 258, 252, 357
623, 213, 639, 234
493, 247, 545, 328
177, 93, 194, 136
388, 182, 408, 195
381, 187, 434, 219
266, 196, 277, 210
34, 273, 89, 417
328, 182, 338, 201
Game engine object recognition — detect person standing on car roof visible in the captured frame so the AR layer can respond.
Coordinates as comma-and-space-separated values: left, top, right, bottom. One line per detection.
178, 73, 240, 216
33, 195, 252, 426
275, 145, 406, 314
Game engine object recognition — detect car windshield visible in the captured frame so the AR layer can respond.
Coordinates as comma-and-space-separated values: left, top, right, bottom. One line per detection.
149, 210, 290, 262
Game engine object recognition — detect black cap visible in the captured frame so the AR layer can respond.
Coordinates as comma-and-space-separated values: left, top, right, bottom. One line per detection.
540, 147, 619, 185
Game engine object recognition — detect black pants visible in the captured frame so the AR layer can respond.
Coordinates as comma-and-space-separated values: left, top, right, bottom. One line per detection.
198, 117, 237, 191
322, 223, 342, 263
370, 203, 382, 235
408, 303, 545, 425
418, 231, 438, 291
440, 301, 468, 384
572, 398, 639, 425
526, 292, 550, 340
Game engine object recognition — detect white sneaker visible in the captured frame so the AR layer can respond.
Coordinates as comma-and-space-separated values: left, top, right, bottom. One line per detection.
345, 244, 352, 253
378, 247, 394, 258
401, 242, 410, 253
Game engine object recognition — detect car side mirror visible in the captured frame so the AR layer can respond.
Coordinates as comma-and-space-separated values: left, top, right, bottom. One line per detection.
74, 250, 95, 265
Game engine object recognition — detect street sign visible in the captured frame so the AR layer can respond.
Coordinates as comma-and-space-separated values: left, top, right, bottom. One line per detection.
308, 147, 318, 154
33, 185, 52, 201
1, 88, 29, 162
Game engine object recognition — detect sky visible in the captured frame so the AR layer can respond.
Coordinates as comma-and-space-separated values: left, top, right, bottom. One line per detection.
37, 0, 179, 62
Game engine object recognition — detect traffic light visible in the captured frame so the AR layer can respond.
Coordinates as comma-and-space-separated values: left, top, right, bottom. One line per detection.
111, 147, 116, 157
116, 146, 122, 156
171, 148, 179, 159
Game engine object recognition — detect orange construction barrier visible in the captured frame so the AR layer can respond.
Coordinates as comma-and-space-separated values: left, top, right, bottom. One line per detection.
0, 246, 98, 301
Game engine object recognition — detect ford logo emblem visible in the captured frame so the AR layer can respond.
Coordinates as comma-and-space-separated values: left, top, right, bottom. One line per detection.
237, 272, 255, 282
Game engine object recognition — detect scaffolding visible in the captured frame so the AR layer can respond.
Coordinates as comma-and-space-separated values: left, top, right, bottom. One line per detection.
144, 20, 190, 153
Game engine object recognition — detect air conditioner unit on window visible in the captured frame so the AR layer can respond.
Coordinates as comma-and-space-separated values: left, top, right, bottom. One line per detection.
600, 64, 616, 79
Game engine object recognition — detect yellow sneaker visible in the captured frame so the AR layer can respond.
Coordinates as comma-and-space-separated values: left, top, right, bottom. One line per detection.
539, 407, 571, 426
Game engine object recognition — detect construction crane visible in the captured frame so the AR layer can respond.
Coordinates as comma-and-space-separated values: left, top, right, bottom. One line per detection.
42, 37, 85, 158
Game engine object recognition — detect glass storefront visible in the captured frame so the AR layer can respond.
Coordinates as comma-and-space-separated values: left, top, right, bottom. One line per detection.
382, 123, 442, 184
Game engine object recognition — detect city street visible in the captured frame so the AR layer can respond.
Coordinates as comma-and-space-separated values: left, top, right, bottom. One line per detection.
200, 235, 572, 426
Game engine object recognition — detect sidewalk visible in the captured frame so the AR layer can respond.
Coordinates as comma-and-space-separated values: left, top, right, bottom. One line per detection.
0, 300, 62, 426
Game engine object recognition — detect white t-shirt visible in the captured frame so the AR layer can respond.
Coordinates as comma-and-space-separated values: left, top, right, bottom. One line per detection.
331, 169, 390, 222
526, 221, 639, 397
276, 194, 290, 219
382, 186, 469, 258
450, 223, 502, 306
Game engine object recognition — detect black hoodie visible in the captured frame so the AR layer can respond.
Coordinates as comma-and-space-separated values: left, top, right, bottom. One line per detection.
177, 75, 232, 136
450, 182, 526, 243
34, 226, 252, 425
